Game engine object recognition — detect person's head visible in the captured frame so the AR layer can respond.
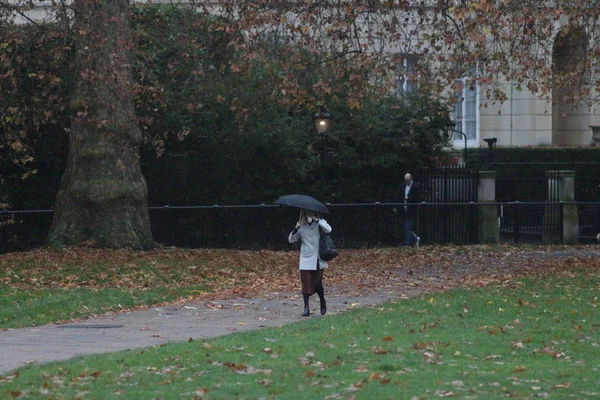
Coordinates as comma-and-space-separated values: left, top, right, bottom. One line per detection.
305, 210, 318, 220
299, 209, 318, 223
404, 173, 413, 185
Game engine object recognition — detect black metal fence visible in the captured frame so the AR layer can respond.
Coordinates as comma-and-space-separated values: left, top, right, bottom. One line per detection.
0, 209, 54, 253
1, 163, 598, 253
2, 201, 598, 254
499, 168, 600, 244
416, 168, 479, 245
495, 171, 563, 244
150, 203, 431, 250
577, 176, 600, 239
149, 202, 482, 248
149, 202, 480, 248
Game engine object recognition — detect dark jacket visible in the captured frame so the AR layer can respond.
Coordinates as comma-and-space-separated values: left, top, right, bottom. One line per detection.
399, 182, 421, 217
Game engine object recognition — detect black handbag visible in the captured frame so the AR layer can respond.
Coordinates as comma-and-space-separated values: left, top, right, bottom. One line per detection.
319, 227, 338, 261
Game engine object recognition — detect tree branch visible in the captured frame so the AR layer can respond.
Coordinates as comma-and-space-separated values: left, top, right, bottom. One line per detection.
0, 1, 41, 26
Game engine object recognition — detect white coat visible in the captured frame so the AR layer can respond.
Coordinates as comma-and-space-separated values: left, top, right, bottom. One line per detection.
288, 218, 332, 270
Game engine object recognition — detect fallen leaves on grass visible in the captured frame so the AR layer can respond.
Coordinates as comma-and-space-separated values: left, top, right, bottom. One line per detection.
1, 245, 600, 309
537, 346, 566, 358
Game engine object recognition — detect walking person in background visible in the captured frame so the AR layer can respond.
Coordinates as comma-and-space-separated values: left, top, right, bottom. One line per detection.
289, 209, 332, 316
396, 172, 421, 247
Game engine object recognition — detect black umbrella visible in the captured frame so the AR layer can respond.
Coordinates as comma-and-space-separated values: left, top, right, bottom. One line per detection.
275, 194, 330, 214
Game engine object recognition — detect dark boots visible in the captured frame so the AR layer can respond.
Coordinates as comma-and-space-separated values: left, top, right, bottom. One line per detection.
301, 294, 310, 316
302, 285, 327, 316
315, 284, 327, 315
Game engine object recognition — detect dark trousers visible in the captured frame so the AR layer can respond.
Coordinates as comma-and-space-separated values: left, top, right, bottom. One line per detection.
403, 215, 418, 246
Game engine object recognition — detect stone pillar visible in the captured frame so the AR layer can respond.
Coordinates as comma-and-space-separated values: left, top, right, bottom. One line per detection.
478, 171, 499, 244
545, 170, 579, 245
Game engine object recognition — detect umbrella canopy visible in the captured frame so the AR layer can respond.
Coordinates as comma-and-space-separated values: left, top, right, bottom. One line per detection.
275, 194, 330, 214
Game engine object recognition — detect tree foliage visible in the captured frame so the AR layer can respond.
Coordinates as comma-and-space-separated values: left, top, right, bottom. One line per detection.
1, 1, 598, 168
3, 0, 595, 248
1, 4, 450, 208
219, 0, 600, 106
130, 6, 451, 205
3, 0, 595, 156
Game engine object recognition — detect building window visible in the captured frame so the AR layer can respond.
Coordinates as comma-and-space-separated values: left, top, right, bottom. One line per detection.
396, 55, 419, 96
454, 74, 479, 143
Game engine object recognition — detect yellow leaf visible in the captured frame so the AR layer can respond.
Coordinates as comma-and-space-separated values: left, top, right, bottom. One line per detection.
347, 98, 361, 110
10, 141, 24, 152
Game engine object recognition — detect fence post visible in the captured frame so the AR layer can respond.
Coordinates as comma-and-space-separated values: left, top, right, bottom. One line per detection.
560, 171, 578, 245
513, 202, 521, 244
545, 170, 578, 245
0, 211, 6, 254
478, 170, 499, 244
544, 171, 560, 244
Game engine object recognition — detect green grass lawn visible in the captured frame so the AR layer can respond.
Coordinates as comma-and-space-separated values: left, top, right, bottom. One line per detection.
0, 286, 204, 327
0, 247, 298, 329
2, 271, 599, 399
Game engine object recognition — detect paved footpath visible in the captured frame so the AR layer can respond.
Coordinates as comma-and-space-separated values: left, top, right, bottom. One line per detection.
0, 288, 400, 375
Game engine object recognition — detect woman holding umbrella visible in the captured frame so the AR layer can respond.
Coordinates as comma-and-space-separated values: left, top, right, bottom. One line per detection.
288, 209, 332, 316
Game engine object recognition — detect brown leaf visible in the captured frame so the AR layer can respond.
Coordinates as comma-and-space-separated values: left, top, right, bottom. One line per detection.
553, 382, 571, 389
354, 365, 368, 372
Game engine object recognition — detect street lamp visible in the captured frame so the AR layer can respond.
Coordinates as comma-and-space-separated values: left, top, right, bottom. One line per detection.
313, 106, 332, 134
483, 137, 497, 164
445, 121, 467, 165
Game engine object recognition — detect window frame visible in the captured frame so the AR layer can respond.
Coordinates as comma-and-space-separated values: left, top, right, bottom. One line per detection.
453, 70, 480, 147
395, 55, 420, 97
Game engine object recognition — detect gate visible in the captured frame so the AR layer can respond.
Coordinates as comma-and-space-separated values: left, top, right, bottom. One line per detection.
415, 168, 479, 245
493, 161, 600, 243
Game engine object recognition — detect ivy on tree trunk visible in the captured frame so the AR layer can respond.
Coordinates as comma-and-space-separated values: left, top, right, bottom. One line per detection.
48, 0, 153, 249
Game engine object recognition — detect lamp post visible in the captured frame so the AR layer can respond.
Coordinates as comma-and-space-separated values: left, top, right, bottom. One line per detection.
483, 137, 497, 165
445, 121, 467, 166
313, 107, 332, 199
313, 106, 332, 135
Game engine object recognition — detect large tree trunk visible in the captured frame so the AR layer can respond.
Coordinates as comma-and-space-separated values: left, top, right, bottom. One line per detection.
48, 0, 153, 249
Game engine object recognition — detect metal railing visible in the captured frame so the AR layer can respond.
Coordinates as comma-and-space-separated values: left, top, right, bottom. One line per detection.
1, 201, 598, 253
